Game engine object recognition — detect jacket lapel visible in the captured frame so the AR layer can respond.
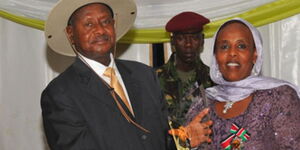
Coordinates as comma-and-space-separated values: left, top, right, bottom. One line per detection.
73, 58, 144, 122
116, 60, 144, 122
72, 58, 118, 111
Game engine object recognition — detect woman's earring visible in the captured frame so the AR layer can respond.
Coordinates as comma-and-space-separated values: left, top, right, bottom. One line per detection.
251, 68, 258, 76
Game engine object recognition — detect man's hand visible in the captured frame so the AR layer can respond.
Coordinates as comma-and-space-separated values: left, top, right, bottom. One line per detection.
185, 108, 213, 147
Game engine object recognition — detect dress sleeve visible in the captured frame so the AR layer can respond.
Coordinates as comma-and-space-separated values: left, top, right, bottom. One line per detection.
184, 97, 206, 125
271, 85, 300, 149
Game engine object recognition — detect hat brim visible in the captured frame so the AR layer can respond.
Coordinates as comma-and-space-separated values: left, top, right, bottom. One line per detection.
45, 0, 137, 56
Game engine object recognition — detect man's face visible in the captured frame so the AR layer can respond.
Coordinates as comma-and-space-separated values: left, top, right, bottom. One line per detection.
172, 30, 204, 64
66, 3, 116, 60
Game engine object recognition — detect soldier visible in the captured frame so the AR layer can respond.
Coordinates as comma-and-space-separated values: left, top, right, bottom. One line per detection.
157, 12, 214, 129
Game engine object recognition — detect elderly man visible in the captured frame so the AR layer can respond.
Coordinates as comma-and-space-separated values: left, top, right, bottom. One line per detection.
41, 0, 212, 149
157, 12, 214, 129
41, 0, 172, 149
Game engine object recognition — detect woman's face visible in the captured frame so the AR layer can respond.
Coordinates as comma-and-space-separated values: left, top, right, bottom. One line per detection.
215, 22, 257, 82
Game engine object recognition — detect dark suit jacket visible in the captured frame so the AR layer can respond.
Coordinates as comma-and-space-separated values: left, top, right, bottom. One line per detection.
41, 58, 173, 150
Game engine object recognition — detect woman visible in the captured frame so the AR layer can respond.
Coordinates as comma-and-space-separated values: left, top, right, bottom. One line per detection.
186, 18, 300, 150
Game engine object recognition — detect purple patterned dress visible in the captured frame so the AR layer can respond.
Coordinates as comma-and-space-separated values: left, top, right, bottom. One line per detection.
186, 85, 300, 150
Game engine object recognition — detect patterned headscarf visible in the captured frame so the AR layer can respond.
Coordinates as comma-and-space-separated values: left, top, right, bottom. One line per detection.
206, 18, 300, 102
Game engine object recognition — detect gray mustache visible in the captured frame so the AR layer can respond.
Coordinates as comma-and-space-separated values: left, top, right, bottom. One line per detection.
94, 35, 109, 41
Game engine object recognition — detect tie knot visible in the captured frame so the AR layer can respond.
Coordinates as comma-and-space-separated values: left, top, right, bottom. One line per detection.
103, 67, 116, 78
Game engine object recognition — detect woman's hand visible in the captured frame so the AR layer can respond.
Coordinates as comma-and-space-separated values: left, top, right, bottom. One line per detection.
185, 108, 213, 147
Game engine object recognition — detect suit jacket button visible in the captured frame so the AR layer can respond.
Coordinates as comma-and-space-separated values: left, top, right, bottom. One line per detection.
141, 135, 147, 140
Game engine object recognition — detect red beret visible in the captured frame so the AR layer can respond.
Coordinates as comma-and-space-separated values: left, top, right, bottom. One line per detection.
166, 12, 210, 33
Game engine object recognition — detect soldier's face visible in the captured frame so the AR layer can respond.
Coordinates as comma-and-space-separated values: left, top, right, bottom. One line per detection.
172, 30, 204, 64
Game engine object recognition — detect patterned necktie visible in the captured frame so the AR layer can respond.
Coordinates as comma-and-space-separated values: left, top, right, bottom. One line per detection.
103, 67, 134, 115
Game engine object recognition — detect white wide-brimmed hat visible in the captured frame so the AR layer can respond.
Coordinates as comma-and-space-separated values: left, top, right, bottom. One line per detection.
45, 0, 137, 56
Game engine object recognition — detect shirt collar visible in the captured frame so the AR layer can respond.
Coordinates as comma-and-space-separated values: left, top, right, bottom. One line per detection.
77, 52, 115, 77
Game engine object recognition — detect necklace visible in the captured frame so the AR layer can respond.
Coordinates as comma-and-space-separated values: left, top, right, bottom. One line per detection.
223, 101, 235, 114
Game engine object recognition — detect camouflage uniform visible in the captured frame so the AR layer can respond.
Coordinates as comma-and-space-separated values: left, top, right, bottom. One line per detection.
156, 53, 214, 128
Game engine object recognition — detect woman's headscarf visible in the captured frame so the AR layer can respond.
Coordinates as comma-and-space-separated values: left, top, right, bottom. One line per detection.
206, 18, 300, 102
